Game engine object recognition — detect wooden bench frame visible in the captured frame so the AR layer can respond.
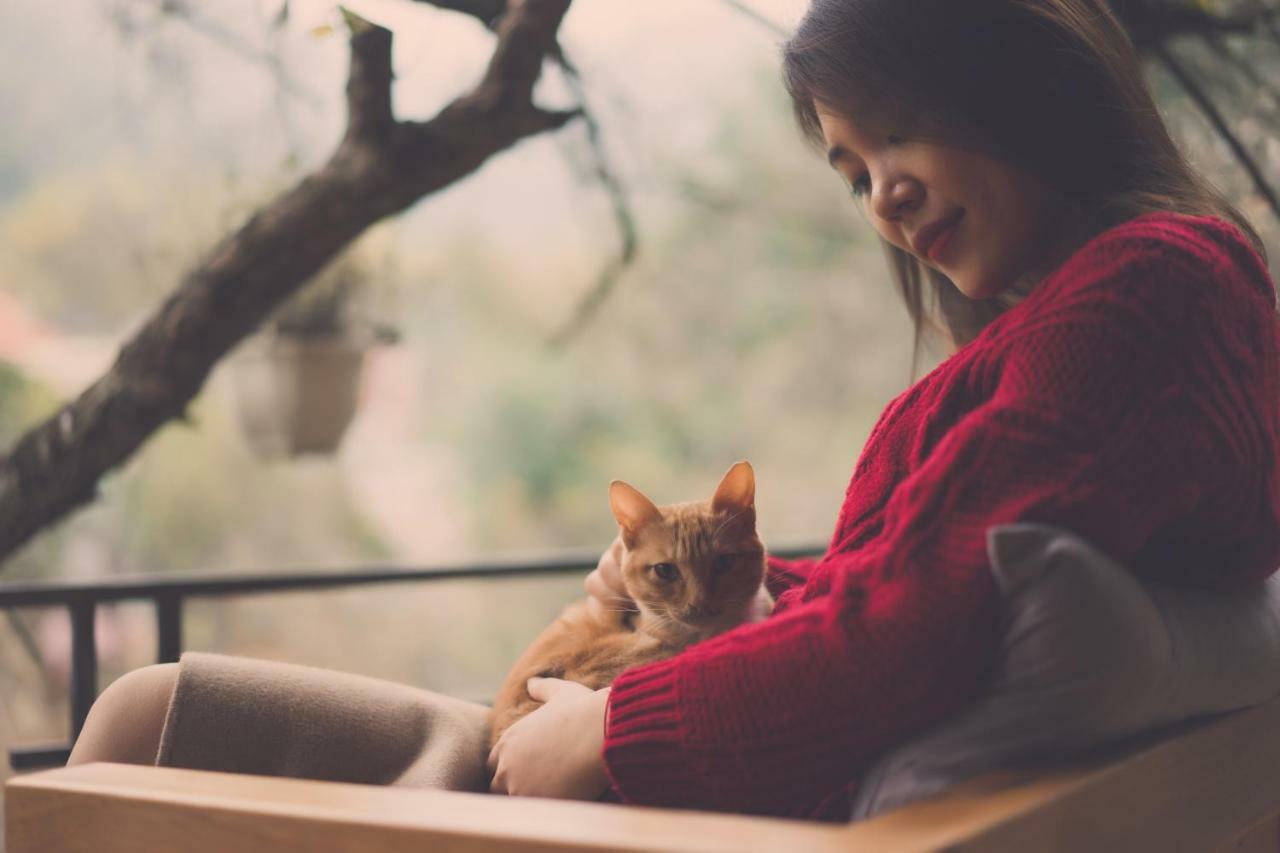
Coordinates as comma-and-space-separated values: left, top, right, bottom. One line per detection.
8, 692, 1280, 852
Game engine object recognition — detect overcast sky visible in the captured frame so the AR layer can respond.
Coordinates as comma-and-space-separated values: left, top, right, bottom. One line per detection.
1, 0, 814, 258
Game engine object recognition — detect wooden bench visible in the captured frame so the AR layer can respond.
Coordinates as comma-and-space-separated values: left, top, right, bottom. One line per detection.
8, 691, 1280, 852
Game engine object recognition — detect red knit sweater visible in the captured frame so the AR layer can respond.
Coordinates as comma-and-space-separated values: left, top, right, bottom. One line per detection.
599, 211, 1280, 820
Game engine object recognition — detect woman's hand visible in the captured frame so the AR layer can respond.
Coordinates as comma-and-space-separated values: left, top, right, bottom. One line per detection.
585, 534, 633, 616
487, 677, 612, 800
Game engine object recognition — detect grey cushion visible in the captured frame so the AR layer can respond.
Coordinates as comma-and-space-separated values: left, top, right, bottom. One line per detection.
850, 522, 1280, 820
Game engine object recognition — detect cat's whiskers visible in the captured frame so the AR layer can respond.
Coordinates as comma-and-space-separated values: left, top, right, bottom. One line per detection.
640, 608, 704, 641
645, 610, 673, 628
637, 607, 670, 626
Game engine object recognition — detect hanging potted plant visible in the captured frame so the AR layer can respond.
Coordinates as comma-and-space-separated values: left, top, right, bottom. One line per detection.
229, 245, 399, 460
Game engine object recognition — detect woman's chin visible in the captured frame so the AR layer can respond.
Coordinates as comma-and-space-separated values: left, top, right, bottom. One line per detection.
954, 276, 1007, 302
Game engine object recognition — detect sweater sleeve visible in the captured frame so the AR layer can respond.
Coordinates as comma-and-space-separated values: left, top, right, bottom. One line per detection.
601, 237, 1214, 819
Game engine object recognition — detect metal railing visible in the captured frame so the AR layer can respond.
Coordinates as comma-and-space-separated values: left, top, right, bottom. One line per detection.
0, 543, 820, 770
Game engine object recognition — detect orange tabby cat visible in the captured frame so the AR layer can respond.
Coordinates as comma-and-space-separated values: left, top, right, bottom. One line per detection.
488, 461, 773, 748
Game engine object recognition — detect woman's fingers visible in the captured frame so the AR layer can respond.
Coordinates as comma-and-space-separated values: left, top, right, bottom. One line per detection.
602, 537, 625, 591
584, 567, 610, 600
585, 535, 633, 605
488, 737, 506, 793
487, 737, 501, 775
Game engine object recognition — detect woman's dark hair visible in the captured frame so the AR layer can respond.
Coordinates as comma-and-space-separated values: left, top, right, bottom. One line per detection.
782, 0, 1267, 375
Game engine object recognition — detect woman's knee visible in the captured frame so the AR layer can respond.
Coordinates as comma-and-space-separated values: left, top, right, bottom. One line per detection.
67, 663, 180, 766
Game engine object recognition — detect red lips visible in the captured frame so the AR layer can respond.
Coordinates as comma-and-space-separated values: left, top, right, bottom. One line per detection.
913, 210, 964, 259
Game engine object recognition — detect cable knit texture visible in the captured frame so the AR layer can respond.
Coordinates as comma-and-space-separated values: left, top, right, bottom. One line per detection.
601, 211, 1280, 821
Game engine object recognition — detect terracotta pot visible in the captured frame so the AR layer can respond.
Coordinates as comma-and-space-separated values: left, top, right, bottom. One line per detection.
230, 333, 367, 459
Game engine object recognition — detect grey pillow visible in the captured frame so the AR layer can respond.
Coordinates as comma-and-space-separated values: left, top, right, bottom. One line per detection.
850, 522, 1280, 820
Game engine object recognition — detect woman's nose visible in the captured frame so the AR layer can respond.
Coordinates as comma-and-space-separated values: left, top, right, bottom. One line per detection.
871, 174, 920, 221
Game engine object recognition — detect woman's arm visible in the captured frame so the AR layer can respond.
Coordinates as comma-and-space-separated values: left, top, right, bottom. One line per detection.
601, 233, 1229, 820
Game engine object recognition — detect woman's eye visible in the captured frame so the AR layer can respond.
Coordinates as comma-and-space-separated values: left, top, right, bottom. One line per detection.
651, 563, 679, 582
850, 135, 903, 200
713, 554, 733, 572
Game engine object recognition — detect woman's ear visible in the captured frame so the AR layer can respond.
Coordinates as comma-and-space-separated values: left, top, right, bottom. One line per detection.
711, 460, 755, 516
609, 480, 661, 546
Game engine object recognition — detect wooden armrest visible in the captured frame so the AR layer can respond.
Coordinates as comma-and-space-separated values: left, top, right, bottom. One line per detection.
9, 693, 1280, 852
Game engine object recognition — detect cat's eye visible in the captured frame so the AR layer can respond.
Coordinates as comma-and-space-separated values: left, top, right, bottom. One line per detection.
650, 563, 679, 582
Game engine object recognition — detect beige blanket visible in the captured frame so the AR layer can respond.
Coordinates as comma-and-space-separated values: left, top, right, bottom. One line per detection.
156, 651, 492, 791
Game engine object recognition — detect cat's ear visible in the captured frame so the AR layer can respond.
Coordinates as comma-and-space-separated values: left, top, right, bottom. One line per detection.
609, 480, 661, 545
711, 460, 755, 516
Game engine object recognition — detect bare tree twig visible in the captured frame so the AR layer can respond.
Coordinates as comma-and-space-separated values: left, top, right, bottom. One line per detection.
1198, 30, 1280, 113
1118, 0, 1280, 50
547, 249, 636, 350
150, 0, 326, 109
408, 0, 640, 346
263, 0, 306, 163
1151, 39, 1280, 223
546, 46, 639, 350
407, 0, 641, 347
719, 0, 789, 39
1261, 2, 1280, 45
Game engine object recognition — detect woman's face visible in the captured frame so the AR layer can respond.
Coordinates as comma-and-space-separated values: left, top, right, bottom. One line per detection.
816, 106, 1076, 300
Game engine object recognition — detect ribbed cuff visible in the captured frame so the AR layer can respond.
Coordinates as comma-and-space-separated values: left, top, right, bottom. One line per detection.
601, 658, 705, 806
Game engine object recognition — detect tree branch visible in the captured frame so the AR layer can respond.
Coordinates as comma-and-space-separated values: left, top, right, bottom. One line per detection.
411, 0, 639, 347
718, 0, 788, 39
1151, 39, 1280, 223
545, 47, 638, 350
476, 0, 569, 106
138, 0, 325, 109
1198, 30, 1280, 115
342, 10, 395, 145
413, 0, 508, 29
1117, 0, 1280, 51
0, 0, 579, 565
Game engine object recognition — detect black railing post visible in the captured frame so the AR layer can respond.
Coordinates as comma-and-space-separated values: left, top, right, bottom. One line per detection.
156, 593, 183, 664
68, 599, 98, 743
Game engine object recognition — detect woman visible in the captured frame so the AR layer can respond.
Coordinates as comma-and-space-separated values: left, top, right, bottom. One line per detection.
71, 0, 1280, 823
485, 0, 1280, 819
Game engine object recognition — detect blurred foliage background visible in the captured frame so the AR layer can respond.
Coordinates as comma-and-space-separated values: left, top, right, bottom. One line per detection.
0, 0, 1277, 814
